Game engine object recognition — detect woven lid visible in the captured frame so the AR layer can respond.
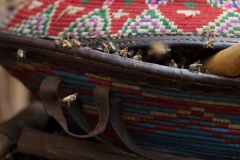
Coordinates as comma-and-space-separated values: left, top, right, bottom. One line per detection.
1, 0, 240, 38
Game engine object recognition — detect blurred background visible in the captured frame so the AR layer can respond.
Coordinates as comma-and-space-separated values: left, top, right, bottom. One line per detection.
0, 0, 30, 123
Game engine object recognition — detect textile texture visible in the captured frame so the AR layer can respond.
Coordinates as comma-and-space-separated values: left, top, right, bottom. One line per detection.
0, 0, 240, 159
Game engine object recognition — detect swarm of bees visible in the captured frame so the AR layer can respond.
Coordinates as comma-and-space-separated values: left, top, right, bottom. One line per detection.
62, 93, 78, 107
54, 37, 81, 49
51, 31, 217, 75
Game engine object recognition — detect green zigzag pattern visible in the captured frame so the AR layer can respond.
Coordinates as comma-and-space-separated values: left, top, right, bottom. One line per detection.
8, 4, 56, 37
59, 8, 110, 38
202, 11, 240, 37
119, 9, 182, 36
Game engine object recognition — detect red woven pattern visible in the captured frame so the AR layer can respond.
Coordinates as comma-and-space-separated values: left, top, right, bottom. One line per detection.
3, 0, 240, 37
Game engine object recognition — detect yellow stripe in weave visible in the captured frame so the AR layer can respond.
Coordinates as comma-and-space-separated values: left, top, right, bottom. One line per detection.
142, 92, 239, 107
178, 110, 191, 115
85, 73, 110, 81
228, 124, 240, 130
122, 115, 140, 121
151, 111, 177, 118
123, 112, 153, 120
203, 112, 214, 117
112, 82, 140, 91
212, 118, 231, 124
191, 107, 205, 112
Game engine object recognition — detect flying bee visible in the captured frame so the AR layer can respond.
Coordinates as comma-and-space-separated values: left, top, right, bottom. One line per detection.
148, 41, 171, 64
189, 60, 202, 72
119, 47, 128, 58
107, 42, 117, 53
169, 59, 178, 68
133, 55, 142, 61
102, 43, 109, 53
63, 38, 72, 49
204, 38, 215, 49
71, 39, 81, 47
17, 49, 26, 61
54, 37, 62, 46
148, 41, 171, 55
62, 93, 78, 107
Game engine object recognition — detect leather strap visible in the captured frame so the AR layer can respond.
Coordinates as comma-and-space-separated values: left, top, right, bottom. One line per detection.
109, 98, 200, 160
40, 76, 110, 138
40, 76, 200, 159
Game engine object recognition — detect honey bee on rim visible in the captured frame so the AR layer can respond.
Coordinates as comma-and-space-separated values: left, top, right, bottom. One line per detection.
107, 42, 117, 53
102, 43, 109, 53
119, 47, 128, 58
71, 39, 81, 47
63, 38, 72, 49
189, 60, 203, 72
54, 37, 63, 46
133, 55, 142, 61
169, 59, 178, 68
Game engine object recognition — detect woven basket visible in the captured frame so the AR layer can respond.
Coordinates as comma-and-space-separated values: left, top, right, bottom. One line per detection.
1, 1, 240, 160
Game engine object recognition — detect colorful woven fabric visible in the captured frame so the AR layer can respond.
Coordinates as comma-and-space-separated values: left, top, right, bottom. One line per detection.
1, 1, 240, 159
1, 57, 240, 159
1, 0, 240, 38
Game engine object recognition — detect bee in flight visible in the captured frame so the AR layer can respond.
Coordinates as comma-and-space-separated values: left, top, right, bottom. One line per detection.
204, 38, 215, 49
62, 93, 78, 107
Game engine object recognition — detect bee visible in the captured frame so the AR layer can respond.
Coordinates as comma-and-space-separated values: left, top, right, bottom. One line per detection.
107, 42, 117, 53
54, 37, 62, 46
133, 55, 142, 61
202, 28, 214, 37
204, 38, 215, 49
71, 39, 81, 47
17, 49, 26, 61
62, 93, 78, 107
119, 47, 128, 58
148, 41, 171, 55
102, 43, 109, 53
148, 41, 171, 64
189, 60, 202, 72
63, 38, 72, 49
169, 59, 178, 68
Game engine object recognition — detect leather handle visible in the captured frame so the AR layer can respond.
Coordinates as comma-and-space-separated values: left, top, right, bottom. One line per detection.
109, 98, 200, 160
40, 76, 110, 138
